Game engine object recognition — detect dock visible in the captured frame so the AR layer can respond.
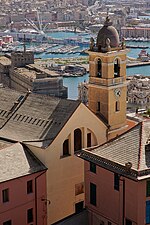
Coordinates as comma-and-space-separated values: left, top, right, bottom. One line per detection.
127, 61, 150, 68
126, 45, 149, 49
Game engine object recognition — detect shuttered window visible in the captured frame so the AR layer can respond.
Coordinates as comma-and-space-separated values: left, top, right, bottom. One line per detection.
146, 201, 150, 224
90, 162, 96, 173
90, 183, 96, 206
114, 173, 120, 191
147, 180, 150, 197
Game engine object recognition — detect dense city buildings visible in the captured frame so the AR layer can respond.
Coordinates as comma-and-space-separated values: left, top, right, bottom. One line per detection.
122, 27, 150, 40
0, 0, 149, 40
127, 75, 150, 108
0, 1, 149, 225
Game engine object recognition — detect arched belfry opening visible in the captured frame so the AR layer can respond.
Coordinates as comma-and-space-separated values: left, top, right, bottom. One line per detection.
97, 58, 102, 77
114, 58, 120, 78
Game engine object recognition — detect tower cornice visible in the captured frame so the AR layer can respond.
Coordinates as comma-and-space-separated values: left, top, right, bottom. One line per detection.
86, 49, 130, 57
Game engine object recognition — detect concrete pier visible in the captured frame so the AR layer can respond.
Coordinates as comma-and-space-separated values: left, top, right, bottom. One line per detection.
127, 61, 150, 67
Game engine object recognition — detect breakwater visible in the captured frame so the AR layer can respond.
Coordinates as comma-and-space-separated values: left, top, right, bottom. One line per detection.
127, 61, 150, 68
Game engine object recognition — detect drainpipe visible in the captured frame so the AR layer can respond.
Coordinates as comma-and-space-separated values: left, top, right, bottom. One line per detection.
120, 177, 125, 225
122, 179, 125, 225
35, 170, 47, 225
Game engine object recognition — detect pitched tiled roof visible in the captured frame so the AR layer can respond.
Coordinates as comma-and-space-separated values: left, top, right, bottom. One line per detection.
0, 140, 46, 183
0, 87, 81, 147
77, 120, 150, 180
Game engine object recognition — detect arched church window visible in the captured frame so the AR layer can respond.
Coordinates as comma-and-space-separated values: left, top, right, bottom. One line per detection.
87, 133, 91, 147
114, 59, 120, 78
63, 139, 70, 156
97, 59, 102, 77
74, 128, 82, 152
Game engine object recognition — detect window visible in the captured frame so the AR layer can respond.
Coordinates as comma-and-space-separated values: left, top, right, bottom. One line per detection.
134, 98, 136, 103
74, 129, 82, 152
146, 201, 150, 224
27, 180, 33, 194
3, 220, 11, 225
27, 208, 33, 223
2, 189, 9, 203
125, 219, 132, 225
147, 180, 150, 197
114, 59, 120, 77
87, 133, 91, 147
63, 139, 69, 156
146, 144, 150, 152
97, 59, 102, 77
90, 183, 96, 206
97, 102, 100, 112
90, 162, 96, 173
114, 173, 119, 191
115, 101, 120, 112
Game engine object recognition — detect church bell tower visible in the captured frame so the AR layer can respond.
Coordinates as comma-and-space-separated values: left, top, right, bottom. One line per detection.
87, 16, 129, 137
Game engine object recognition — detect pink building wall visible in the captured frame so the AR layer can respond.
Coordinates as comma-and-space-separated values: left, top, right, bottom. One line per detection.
0, 171, 47, 225
85, 161, 147, 225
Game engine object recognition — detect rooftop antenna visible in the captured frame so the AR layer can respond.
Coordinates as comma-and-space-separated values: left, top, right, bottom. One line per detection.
23, 34, 26, 53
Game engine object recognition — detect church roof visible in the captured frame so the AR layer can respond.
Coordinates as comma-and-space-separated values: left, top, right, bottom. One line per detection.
0, 87, 80, 147
77, 121, 150, 180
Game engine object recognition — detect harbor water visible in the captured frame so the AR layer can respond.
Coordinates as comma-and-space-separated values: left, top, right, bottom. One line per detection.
35, 31, 150, 99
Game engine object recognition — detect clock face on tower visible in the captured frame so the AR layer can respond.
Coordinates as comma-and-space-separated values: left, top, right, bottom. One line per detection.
114, 88, 121, 97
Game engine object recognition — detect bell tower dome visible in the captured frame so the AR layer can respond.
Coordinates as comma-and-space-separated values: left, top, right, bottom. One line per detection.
87, 16, 129, 138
